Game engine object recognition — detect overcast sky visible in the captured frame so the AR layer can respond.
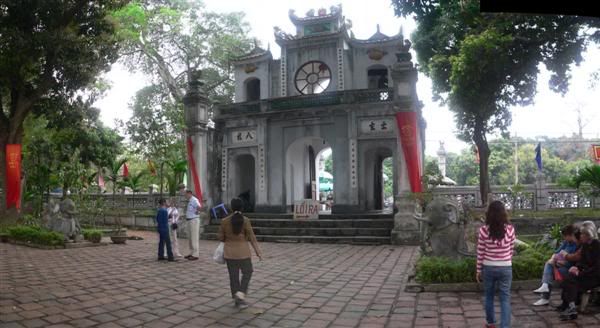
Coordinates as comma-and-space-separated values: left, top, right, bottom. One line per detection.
94, 0, 600, 157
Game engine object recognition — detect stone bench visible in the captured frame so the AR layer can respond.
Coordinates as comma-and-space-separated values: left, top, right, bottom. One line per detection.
581, 287, 599, 312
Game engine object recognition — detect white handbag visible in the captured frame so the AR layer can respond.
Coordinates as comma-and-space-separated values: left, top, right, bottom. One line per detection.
213, 242, 225, 264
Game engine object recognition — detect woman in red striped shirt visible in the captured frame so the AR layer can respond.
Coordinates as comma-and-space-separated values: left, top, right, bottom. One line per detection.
476, 201, 516, 328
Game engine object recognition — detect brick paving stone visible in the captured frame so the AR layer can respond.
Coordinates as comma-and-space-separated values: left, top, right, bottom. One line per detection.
18, 318, 47, 328
68, 318, 97, 328
3, 230, 600, 328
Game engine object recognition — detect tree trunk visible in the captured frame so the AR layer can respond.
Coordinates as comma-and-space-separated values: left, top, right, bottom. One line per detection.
473, 129, 491, 207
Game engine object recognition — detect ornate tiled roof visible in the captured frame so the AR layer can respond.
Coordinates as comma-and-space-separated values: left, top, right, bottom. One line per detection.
232, 43, 272, 62
350, 25, 406, 46
288, 5, 342, 25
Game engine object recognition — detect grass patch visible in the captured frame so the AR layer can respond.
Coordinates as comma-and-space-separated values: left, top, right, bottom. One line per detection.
415, 243, 553, 284
6, 226, 65, 247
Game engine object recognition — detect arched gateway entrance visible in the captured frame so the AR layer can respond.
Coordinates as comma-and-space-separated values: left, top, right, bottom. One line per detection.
285, 137, 332, 211
186, 6, 424, 243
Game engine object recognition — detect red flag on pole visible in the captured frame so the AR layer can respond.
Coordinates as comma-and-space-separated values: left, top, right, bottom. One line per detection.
123, 163, 129, 178
395, 112, 422, 193
186, 136, 203, 205
98, 171, 105, 190
5, 144, 22, 209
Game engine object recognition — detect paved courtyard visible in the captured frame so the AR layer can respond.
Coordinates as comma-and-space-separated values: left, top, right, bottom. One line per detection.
1, 231, 599, 328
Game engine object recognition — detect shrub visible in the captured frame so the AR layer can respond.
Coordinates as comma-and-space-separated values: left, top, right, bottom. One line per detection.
415, 256, 477, 283
82, 229, 102, 243
415, 243, 553, 284
7, 226, 65, 246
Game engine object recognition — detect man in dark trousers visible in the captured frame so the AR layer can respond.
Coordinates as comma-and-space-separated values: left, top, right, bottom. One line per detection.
156, 199, 175, 261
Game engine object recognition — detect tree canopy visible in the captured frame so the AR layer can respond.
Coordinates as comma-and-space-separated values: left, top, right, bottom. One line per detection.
392, 0, 599, 204
112, 0, 253, 104
0, 0, 126, 212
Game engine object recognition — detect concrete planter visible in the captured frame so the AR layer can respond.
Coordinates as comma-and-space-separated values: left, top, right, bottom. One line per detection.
405, 279, 539, 293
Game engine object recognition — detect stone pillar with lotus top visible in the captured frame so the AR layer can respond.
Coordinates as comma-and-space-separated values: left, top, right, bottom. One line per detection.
390, 40, 423, 245
183, 70, 213, 226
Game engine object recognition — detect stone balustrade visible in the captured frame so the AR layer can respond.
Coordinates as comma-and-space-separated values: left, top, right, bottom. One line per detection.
431, 184, 599, 210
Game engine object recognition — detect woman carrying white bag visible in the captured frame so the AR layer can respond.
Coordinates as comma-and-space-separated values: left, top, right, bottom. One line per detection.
217, 198, 263, 309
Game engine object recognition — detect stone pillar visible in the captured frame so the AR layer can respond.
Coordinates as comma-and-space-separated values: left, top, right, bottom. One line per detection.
535, 172, 548, 210
183, 70, 213, 221
390, 44, 421, 245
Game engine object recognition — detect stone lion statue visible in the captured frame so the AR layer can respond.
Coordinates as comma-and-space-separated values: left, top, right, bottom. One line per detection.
415, 197, 477, 259
43, 198, 82, 240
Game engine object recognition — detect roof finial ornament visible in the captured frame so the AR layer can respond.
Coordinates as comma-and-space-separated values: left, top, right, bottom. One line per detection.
376, 24, 380, 33
253, 38, 259, 49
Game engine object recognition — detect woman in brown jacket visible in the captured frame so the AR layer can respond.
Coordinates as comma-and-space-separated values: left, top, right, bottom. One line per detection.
218, 198, 263, 309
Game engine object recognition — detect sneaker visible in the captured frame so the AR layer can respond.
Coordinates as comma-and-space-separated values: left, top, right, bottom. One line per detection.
235, 291, 246, 301
533, 284, 549, 293
533, 298, 549, 306
187, 256, 199, 261
485, 324, 496, 328
237, 300, 249, 309
555, 303, 568, 312
158, 257, 166, 261
559, 306, 577, 320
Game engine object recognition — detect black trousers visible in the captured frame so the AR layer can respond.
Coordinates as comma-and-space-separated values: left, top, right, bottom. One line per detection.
158, 229, 173, 260
561, 274, 600, 304
226, 258, 253, 298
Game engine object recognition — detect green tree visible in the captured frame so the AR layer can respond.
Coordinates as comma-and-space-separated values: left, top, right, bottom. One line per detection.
104, 158, 128, 205
112, 0, 253, 106
120, 170, 146, 208
393, 0, 599, 204
166, 159, 187, 196
0, 0, 126, 213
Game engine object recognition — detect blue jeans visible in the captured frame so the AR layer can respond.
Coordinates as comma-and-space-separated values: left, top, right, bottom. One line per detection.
483, 265, 512, 328
541, 263, 569, 299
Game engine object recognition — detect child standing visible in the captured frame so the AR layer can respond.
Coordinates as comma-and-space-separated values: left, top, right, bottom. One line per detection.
532, 225, 577, 306
156, 199, 174, 261
168, 199, 183, 258
476, 201, 515, 328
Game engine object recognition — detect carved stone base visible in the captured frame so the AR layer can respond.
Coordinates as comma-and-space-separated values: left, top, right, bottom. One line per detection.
391, 194, 420, 245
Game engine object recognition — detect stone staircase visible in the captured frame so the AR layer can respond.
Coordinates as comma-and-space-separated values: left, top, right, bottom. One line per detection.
201, 213, 394, 245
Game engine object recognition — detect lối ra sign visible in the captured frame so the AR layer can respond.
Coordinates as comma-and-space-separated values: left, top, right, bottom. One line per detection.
293, 200, 319, 220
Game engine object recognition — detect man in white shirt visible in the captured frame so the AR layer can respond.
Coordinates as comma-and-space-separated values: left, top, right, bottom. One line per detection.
167, 199, 183, 258
185, 190, 201, 260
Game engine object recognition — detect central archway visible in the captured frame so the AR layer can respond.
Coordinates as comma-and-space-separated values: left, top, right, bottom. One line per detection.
233, 154, 256, 212
285, 137, 332, 211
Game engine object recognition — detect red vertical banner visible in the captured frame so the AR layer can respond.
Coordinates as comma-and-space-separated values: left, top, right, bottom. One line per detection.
592, 145, 600, 164
186, 136, 203, 206
5, 144, 22, 209
395, 112, 423, 193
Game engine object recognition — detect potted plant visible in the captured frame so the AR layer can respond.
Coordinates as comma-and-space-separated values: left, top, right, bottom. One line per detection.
109, 216, 127, 244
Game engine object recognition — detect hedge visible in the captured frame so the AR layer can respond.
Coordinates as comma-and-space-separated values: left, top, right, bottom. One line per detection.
6, 226, 65, 247
82, 229, 103, 242
415, 244, 554, 284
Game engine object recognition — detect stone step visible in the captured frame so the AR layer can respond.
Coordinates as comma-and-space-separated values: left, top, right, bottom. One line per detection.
203, 226, 391, 237
210, 218, 394, 229
244, 213, 393, 220
201, 233, 390, 245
